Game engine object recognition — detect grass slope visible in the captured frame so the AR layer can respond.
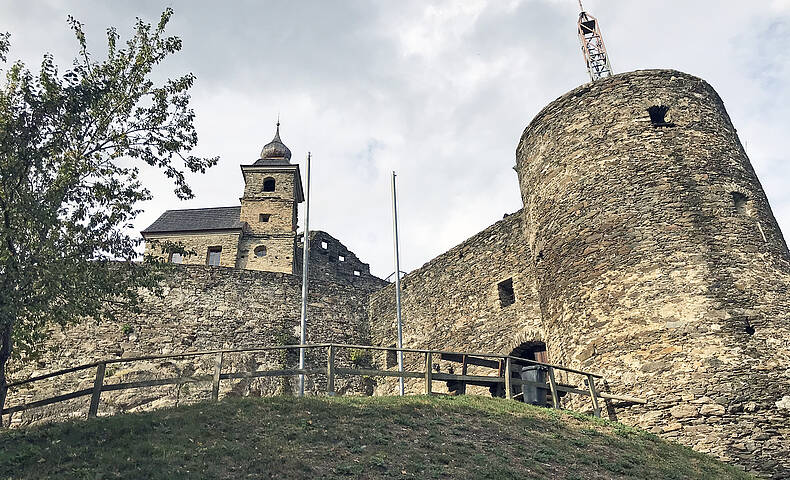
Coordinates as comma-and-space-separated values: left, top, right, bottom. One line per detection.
1, 395, 752, 480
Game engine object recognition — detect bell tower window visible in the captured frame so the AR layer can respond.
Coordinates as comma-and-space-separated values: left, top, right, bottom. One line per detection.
263, 177, 275, 192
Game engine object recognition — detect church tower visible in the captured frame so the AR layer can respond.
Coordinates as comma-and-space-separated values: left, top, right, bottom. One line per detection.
237, 122, 305, 273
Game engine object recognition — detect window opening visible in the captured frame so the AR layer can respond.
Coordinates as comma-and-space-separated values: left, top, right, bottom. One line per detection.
339, 255, 345, 262
732, 192, 748, 215
170, 252, 183, 264
647, 105, 673, 126
259, 213, 271, 222
321, 241, 328, 250
254, 245, 267, 257
353, 270, 361, 277
263, 177, 275, 192
498, 278, 515, 307
207, 246, 222, 266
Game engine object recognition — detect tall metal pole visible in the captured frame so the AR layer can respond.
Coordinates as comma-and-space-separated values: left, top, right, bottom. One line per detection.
391, 171, 405, 396
298, 152, 312, 397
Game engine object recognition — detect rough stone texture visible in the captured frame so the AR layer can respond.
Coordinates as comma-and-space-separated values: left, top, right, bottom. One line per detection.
143, 231, 241, 268
297, 231, 389, 290
515, 69, 790, 477
369, 211, 543, 396
3, 265, 374, 426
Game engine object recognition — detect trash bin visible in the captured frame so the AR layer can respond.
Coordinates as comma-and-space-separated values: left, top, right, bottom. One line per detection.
520, 365, 548, 406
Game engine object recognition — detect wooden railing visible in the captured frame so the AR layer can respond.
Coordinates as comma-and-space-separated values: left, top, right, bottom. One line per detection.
1, 343, 645, 423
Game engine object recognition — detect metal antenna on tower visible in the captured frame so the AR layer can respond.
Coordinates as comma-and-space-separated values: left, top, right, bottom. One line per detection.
577, 2, 613, 81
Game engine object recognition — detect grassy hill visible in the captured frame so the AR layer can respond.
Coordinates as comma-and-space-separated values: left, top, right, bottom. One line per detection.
0, 395, 752, 479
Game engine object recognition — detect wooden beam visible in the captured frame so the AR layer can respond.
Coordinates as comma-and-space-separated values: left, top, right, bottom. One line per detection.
327, 345, 335, 396
547, 366, 561, 409
425, 352, 432, 395
88, 363, 106, 418
504, 357, 512, 400
211, 352, 223, 401
588, 374, 601, 417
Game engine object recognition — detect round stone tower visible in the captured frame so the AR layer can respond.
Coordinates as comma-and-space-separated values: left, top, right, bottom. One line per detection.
516, 69, 790, 476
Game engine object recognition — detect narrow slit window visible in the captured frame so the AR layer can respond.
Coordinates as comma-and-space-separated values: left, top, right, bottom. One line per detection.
207, 246, 222, 266
498, 278, 515, 308
259, 213, 271, 222
386, 345, 398, 368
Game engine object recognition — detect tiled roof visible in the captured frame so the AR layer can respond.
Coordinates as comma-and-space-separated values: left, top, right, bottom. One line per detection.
141, 206, 243, 234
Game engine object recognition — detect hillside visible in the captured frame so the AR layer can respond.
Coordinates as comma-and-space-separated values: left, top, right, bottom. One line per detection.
0, 395, 752, 479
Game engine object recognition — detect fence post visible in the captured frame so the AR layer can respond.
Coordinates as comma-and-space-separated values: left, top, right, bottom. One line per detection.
546, 366, 561, 409
326, 345, 335, 396
504, 357, 512, 400
88, 362, 106, 418
212, 352, 224, 401
0, 381, 7, 426
424, 351, 432, 395
587, 374, 601, 417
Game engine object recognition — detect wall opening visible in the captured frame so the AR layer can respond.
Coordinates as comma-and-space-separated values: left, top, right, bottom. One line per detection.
263, 177, 276, 192
647, 105, 673, 126
259, 213, 271, 222
732, 192, 749, 215
169, 252, 183, 264
254, 245, 267, 257
745, 325, 755, 335
386, 345, 398, 368
498, 278, 515, 308
206, 246, 222, 266
321, 241, 328, 250
339, 255, 345, 262
353, 270, 361, 277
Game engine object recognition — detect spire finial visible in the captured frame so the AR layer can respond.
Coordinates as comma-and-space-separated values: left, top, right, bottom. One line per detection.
578, 0, 584, 12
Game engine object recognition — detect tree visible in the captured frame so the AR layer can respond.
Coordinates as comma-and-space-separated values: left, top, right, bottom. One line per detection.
0, 9, 217, 412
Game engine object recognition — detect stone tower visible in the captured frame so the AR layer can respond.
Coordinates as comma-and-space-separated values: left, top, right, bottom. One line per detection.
237, 123, 305, 273
516, 69, 790, 475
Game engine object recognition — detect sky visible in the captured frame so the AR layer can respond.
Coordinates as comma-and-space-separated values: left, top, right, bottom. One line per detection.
3, 0, 790, 278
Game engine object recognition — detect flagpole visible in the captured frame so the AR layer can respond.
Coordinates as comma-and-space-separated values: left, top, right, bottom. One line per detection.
391, 171, 405, 396
298, 152, 311, 397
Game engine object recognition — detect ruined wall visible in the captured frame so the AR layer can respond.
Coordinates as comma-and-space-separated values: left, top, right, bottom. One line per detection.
143, 231, 241, 268
368, 211, 543, 395
297, 231, 389, 292
4, 264, 374, 426
516, 69, 790, 477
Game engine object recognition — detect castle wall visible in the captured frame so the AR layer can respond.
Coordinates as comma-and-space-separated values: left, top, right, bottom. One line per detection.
296, 231, 389, 291
143, 230, 241, 268
3, 265, 373, 426
516, 69, 790, 477
368, 211, 543, 395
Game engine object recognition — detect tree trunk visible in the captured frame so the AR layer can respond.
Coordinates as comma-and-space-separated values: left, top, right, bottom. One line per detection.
0, 321, 11, 427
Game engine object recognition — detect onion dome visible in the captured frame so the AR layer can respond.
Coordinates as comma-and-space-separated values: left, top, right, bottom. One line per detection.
255, 121, 292, 165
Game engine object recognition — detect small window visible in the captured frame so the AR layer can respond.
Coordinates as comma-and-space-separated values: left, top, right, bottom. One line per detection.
647, 105, 673, 126
170, 252, 183, 264
207, 246, 222, 266
321, 241, 328, 250
353, 270, 361, 277
732, 192, 748, 215
339, 255, 345, 262
259, 214, 271, 222
498, 278, 515, 308
386, 345, 398, 368
263, 177, 275, 192
254, 245, 267, 257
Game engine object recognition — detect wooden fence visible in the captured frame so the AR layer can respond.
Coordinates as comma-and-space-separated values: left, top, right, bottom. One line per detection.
1, 343, 645, 423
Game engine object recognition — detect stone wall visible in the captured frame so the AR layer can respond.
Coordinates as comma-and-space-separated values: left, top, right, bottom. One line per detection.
237, 234, 296, 273
143, 231, 241, 268
297, 231, 389, 292
515, 69, 790, 477
368, 211, 543, 396
3, 264, 375, 426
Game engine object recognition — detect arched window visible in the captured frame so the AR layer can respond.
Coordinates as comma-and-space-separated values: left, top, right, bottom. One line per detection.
254, 245, 267, 257
263, 177, 275, 192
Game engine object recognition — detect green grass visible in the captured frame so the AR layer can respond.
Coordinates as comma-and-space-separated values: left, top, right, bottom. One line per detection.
0, 395, 752, 479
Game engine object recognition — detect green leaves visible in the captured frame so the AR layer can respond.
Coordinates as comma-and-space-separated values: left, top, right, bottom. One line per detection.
0, 9, 216, 376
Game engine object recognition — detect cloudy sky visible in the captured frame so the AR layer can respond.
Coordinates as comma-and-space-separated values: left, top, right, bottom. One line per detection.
3, 1, 790, 277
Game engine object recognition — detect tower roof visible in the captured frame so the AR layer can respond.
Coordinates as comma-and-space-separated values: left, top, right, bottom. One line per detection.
255, 122, 292, 165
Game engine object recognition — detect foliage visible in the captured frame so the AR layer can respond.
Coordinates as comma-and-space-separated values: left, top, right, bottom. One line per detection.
0, 395, 756, 479
0, 9, 217, 390
348, 347, 372, 367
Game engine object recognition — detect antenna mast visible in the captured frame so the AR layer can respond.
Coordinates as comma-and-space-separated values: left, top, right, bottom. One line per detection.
577, 1, 613, 81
